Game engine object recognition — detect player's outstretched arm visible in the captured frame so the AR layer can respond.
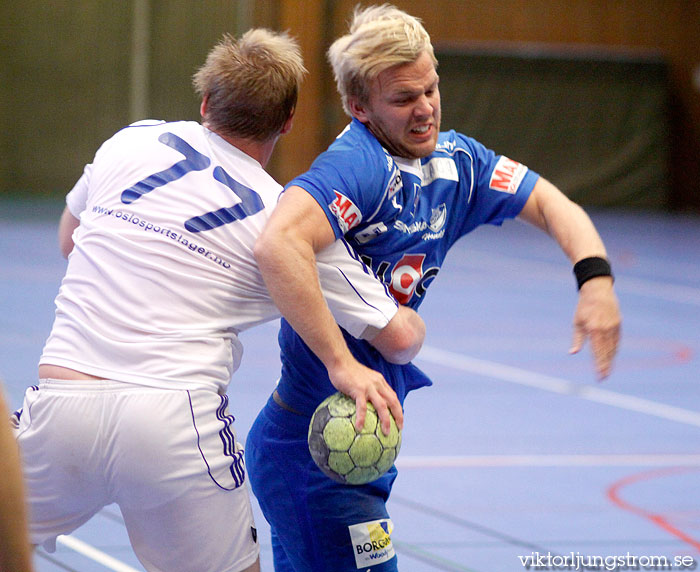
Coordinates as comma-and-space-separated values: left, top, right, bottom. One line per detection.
518, 177, 621, 379
254, 186, 403, 433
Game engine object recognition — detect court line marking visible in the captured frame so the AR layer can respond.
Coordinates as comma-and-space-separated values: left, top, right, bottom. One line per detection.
463, 250, 700, 306
417, 346, 700, 428
607, 467, 700, 552
396, 454, 700, 469
35, 549, 80, 572
391, 493, 550, 553
56, 535, 142, 572
617, 276, 700, 306
392, 539, 482, 572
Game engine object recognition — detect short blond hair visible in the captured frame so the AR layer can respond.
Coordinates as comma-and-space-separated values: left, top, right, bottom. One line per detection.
193, 29, 307, 141
327, 4, 437, 116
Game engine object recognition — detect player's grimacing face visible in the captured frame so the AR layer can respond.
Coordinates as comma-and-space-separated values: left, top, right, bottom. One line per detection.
354, 51, 441, 160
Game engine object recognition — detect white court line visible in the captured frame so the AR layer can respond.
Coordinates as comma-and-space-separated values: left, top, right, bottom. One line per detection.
56, 535, 142, 572
417, 346, 700, 428
619, 276, 700, 306
396, 453, 700, 469
464, 249, 700, 306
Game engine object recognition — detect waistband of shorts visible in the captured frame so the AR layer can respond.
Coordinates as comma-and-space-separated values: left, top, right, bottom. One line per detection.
263, 392, 312, 433
38, 378, 184, 393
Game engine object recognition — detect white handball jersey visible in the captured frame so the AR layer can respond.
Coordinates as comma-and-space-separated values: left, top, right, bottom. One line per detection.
40, 120, 398, 393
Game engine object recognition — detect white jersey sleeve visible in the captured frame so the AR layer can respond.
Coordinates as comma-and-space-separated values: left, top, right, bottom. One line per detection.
65, 164, 91, 216
316, 240, 397, 339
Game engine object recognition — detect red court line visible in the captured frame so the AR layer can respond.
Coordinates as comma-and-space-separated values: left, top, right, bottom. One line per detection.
607, 467, 700, 552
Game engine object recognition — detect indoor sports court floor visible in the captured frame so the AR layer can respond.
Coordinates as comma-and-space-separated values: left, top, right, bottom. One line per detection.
2, 200, 699, 571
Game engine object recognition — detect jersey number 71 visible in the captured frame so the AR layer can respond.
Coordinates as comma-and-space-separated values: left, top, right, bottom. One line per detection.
120, 132, 264, 233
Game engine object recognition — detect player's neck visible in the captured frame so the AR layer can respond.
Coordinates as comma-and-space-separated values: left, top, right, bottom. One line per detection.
227, 136, 277, 168
206, 124, 279, 169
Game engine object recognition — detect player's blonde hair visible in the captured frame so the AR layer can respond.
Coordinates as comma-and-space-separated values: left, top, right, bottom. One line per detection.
327, 4, 437, 116
193, 29, 307, 141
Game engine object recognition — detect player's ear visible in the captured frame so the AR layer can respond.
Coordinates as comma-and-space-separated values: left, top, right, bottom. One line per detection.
280, 108, 295, 135
200, 94, 209, 119
348, 97, 369, 124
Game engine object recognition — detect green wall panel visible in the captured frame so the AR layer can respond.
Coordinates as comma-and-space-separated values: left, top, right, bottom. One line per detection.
437, 49, 670, 208
0, 0, 245, 198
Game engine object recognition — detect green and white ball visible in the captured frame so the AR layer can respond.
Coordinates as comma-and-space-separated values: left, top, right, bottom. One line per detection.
308, 392, 402, 485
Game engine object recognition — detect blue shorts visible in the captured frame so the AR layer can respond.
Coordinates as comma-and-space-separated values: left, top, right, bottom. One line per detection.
245, 393, 399, 571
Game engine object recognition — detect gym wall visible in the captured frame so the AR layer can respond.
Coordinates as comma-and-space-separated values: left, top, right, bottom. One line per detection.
1, 0, 697, 211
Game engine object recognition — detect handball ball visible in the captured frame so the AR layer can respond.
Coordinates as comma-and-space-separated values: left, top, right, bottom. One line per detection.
308, 392, 402, 485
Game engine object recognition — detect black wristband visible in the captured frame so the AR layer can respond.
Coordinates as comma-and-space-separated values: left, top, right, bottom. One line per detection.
573, 256, 613, 290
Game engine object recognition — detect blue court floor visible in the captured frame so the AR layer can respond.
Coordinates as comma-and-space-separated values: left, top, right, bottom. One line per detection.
1, 200, 699, 571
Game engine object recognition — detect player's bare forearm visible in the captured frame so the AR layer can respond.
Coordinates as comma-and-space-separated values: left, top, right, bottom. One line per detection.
519, 178, 607, 263
518, 178, 621, 378
254, 188, 350, 371
365, 305, 425, 364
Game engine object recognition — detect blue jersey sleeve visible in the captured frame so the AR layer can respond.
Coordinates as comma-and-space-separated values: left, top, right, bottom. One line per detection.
447, 132, 539, 237
286, 121, 393, 239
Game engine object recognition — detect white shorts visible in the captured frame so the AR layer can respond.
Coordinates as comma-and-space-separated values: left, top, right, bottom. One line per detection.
16, 379, 259, 572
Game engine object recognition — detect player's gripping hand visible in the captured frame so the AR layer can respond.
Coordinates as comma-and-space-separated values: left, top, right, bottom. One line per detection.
328, 359, 403, 436
569, 276, 621, 380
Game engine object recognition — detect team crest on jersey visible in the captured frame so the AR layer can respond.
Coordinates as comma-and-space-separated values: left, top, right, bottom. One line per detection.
429, 203, 447, 233
348, 519, 395, 568
489, 156, 527, 194
330, 191, 362, 233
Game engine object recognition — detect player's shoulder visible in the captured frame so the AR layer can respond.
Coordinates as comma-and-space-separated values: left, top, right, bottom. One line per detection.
430, 130, 499, 180
127, 119, 168, 128
321, 119, 392, 175
433, 129, 485, 157
110, 119, 202, 142
97, 120, 207, 160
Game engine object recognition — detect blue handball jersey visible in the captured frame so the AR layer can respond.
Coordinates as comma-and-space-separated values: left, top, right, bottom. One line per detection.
276, 118, 540, 414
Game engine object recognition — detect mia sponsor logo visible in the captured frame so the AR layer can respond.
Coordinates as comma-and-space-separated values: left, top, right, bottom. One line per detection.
489, 156, 527, 194
348, 519, 395, 568
330, 191, 363, 233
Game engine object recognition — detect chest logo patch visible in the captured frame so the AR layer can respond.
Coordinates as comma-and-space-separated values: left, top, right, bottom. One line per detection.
422, 156, 458, 186
390, 253, 425, 305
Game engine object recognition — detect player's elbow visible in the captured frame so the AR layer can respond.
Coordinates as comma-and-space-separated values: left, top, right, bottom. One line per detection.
384, 328, 425, 364
372, 306, 426, 365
